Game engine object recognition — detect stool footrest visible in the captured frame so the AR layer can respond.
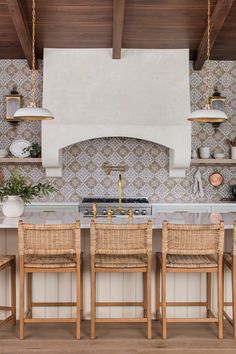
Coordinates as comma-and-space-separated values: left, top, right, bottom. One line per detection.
24, 318, 77, 324
95, 318, 147, 323
32, 302, 76, 307
160, 302, 208, 307
0, 306, 14, 311
96, 302, 144, 307
167, 317, 218, 323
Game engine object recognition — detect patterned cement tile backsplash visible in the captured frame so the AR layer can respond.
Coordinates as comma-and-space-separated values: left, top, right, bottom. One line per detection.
0, 59, 236, 203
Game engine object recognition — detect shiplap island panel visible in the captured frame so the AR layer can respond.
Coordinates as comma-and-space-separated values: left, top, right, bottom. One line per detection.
0, 210, 234, 320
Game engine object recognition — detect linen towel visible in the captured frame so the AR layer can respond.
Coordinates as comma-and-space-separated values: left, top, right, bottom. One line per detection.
193, 169, 204, 198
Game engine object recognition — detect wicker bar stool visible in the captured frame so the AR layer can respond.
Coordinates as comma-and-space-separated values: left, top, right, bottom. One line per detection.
223, 221, 236, 338
18, 220, 82, 340
0, 255, 16, 328
90, 220, 153, 339
156, 221, 224, 339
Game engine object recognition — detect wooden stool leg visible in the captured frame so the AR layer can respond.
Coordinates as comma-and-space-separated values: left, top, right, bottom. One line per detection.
76, 255, 81, 339
91, 258, 96, 339
147, 259, 152, 339
11, 258, 16, 325
143, 272, 147, 318
156, 257, 161, 320
222, 263, 225, 316
207, 273, 211, 318
80, 256, 83, 321
27, 273, 32, 319
218, 259, 223, 339
19, 257, 25, 340
162, 265, 167, 339
232, 258, 236, 339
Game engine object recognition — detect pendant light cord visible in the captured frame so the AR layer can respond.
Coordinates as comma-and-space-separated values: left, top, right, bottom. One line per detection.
31, 0, 36, 107
206, 0, 211, 107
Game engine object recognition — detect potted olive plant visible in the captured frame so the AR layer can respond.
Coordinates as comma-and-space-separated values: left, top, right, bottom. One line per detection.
229, 137, 236, 159
0, 170, 56, 217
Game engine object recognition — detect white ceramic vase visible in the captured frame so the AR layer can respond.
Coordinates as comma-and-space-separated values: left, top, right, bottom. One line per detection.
2, 196, 24, 217
231, 146, 236, 159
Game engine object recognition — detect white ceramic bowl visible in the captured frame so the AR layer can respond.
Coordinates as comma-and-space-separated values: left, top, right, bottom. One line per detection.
200, 153, 210, 159
199, 147, 210, 153
214, 153, 225, 159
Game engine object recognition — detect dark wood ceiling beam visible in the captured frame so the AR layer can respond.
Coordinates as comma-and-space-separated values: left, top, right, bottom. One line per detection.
194, 0, 234, 70
6, 0, 33, 68
112, 0, 125, 59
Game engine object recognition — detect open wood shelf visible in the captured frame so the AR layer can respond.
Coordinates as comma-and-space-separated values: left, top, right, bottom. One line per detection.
191, 158, 236, 165
0, 158, 42, 164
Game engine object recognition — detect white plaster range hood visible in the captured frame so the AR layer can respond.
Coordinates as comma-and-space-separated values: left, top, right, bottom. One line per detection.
42, 48, 191, 177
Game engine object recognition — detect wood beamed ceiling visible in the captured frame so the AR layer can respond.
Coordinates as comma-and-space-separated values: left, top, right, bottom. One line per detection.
1, 0, 236, 70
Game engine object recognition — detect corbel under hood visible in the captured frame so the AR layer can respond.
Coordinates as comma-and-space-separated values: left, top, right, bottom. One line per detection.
42, 48, 191, 177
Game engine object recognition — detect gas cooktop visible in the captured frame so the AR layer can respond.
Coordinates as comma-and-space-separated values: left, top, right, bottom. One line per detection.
80, 197, 151, 216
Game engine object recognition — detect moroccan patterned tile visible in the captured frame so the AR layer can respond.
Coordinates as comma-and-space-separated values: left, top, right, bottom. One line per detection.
0, 59, 236, 202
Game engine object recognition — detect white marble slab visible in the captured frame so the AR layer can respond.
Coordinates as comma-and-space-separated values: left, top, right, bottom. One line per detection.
0, 211, 235, 229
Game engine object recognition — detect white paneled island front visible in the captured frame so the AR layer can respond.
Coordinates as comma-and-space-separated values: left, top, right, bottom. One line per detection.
0, 208, 235, 321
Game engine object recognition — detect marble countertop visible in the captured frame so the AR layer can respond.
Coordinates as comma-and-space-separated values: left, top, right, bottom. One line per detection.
0, 201, 235, 207
0, 211, 235, 229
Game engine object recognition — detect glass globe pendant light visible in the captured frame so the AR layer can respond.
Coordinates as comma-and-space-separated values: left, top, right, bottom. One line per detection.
188, 0, 227, 124
14, 0, 54, 121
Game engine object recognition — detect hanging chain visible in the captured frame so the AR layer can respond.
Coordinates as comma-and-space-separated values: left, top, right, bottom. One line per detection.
31, 0, 36, 106
205, 0, 211, 106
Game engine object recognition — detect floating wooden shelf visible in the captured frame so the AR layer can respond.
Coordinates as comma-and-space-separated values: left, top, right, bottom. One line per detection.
191, 159, 236, 165
0, 158, 42, 164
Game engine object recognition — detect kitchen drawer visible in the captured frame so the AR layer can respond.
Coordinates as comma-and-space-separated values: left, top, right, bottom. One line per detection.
24, 205, 79, 212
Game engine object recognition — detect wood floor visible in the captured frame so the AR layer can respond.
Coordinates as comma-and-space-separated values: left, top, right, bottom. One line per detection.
0, 320, 236, 354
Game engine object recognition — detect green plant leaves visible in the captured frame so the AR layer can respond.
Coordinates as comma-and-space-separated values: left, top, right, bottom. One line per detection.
0, 169, 57, 204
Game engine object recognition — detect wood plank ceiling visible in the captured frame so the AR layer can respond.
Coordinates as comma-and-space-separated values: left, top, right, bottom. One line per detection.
0, 0, 236, 70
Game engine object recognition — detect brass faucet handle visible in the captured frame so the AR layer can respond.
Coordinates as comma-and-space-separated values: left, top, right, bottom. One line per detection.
107, 207, 113, 217
107, 207, 113, 222
128, 208, 133, 222
92, 203, 97, 218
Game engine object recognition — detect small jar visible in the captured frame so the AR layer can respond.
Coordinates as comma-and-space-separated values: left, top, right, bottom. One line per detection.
191, 150, 198, 159
231, 145, 236, 159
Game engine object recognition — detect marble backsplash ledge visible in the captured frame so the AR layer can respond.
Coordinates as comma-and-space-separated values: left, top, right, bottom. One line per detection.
0, 59, 236, 202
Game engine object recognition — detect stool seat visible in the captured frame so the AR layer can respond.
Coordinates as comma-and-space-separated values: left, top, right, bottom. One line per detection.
90, 220, 153, 339
156, 222, 224, 339
24, 254, 77, 268
18, 221, 82, 340
223, 252, 232, 267
223, 223, 236, 338
95, 254, 147, 269
0, 255, 16, 328
157, 252, 217, 269
0, 255, 15, 268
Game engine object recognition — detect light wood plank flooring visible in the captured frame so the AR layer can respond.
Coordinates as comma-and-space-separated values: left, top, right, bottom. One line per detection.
0, 321, 236, 353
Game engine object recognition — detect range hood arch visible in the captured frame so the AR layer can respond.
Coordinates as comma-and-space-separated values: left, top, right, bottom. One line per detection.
42, 48, 191, 177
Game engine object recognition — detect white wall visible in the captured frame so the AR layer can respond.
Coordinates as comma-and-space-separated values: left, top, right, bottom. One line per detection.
42, 49, 191, 177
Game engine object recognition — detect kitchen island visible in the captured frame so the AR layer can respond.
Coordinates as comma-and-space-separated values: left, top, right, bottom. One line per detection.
0, 210, 234, 321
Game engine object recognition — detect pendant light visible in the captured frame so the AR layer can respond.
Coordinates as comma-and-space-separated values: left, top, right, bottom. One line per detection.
188, 0, 227, 124
14, 0, 53, 121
